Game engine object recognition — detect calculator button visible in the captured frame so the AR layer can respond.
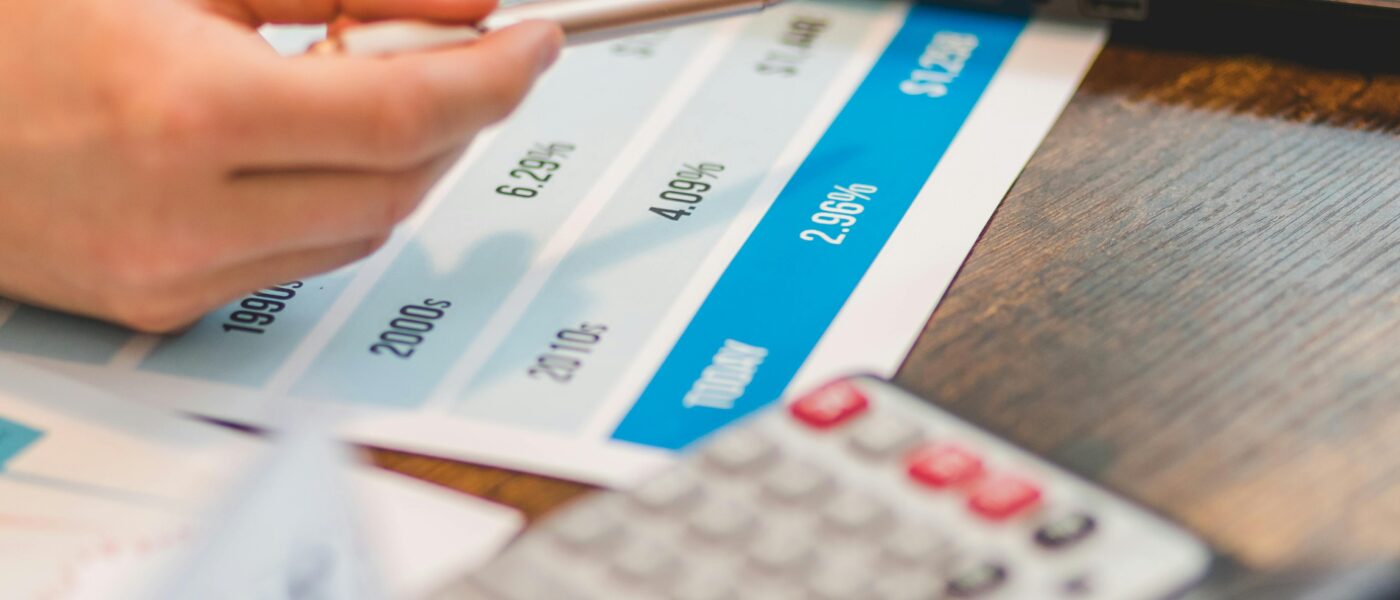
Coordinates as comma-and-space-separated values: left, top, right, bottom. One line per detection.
762, 459, 833, 503
1061, 574, 1095, 596
746, 526, 815, 572
968, 476, 1042, 521
471, 553, 589, 600
882, 527, 952, 567
669, 569, 736, 600
946, 561, 1008, 598
611, 539, 680, 585
808, 564, 875, 600
847, 414, 923, 459
736, 580, 807, 600
906, 444, 984, 489
1034, 512, 1097, 549
688, 497, 757, 542
547, 503, 623, 550
703, 429, 778, 473
821, 491, 892, 535
790, 381, 869, 429
632, 466, 705, 513
872, 572, 941, 600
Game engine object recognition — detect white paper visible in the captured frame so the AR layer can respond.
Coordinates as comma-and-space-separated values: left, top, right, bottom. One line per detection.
0, 3, 1105, 487
0, 360, 522, 599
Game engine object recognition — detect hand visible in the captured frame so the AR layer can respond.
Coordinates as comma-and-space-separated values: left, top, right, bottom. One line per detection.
0, 0, 563, 332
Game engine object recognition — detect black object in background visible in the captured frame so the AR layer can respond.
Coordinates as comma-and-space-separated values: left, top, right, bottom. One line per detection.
1185, 560, 1400, 600
932, 0, 1400, 21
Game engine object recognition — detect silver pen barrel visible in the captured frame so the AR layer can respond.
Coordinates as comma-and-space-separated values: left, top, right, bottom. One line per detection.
311, 0, 782, 55
482, 0, 780, 44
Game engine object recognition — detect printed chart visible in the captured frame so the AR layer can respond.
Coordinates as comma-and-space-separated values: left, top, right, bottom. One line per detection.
0, 1, 1104, 485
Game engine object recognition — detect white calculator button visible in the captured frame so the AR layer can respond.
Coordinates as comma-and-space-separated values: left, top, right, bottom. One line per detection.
611, 538, 680, 585
547, 503, 623, 550
735, 579, 807, 600
821, 490, 892, 535
1059, 573, 1096, 597
945, 560, 1009, 598
746, 525, 816, 572
762, 459, 833, 503
688, 497, 757, 542
881, 526, 952, 568
472, 552, 589, 600
668, 568, 737, 600
808, 564, 876, 600
632, 466, 705, 513
847, 414, 923, 459
702, 429, 778, 473
871, 571, 942, 600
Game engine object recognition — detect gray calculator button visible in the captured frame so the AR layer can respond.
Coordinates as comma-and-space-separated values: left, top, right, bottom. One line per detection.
822, 491, 892, 535
688, 497, 757, 542
847, 415, 923, 459
871, 572, 941, 600
470, 553, 588, 600
746, 526, 815, 572
547, 502, 623, 550
735, 579, 807, 600
1060, 573, 1095, 597
808, 565, 875, 600
669, 569, 736, 600
702, 429, 778, 473
882, 527, 952, 567
1034, 512, 1097, 550
611, 539, 680, 585
946, 561, 1008, 598
762, 459, 833, 503
632, 466, 705, 513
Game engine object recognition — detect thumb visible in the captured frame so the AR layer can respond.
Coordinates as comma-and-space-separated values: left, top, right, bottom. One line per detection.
208, 0, 498, 26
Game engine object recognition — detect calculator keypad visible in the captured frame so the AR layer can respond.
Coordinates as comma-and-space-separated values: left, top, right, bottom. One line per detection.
460, 376, 1210, 600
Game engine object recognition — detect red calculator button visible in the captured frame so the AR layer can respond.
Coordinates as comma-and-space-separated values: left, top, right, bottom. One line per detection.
789, 382, 869, 429
906, 444, 985, 488
969, 476, 1042, 521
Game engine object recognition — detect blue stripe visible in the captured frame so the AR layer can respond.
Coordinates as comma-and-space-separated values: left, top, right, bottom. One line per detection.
0, 417, 42, 469
612, 5, 1026, 449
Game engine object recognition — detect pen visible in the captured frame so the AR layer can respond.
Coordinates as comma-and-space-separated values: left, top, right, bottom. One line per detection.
311, 0, 784, 56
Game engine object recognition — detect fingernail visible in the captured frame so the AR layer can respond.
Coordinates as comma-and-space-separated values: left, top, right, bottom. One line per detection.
533, 22, 565, 74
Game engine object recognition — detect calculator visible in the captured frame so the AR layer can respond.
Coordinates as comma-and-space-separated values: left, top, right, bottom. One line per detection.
447, 375, 1212, 599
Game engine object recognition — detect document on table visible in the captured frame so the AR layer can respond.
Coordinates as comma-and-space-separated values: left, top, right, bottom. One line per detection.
0, 360, 522, 599
0, 2, 1104, 486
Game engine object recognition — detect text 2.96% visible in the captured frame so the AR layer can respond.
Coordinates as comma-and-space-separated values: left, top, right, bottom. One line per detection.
800, 183, 878, 245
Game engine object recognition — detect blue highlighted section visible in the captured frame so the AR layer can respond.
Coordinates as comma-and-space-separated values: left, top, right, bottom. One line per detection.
612, 5, 1025, 449
0, 306, 132, 364
0, 417, 42, 469
451, 0, 885, 432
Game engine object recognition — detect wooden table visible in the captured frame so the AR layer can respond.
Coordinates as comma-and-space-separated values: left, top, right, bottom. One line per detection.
375, 6, 1400, 571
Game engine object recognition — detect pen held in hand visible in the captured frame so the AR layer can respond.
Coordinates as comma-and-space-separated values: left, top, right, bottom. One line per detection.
310, 0, 784, 56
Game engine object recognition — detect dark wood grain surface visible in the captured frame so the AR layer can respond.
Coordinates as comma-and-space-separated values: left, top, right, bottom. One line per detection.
374, 9, 1400, 571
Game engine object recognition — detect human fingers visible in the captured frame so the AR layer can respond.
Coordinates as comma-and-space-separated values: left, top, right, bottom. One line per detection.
212, 151, 459, 264
119, 237, 388, 333
208, 0, 498, 26
233, 21, 561, 170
